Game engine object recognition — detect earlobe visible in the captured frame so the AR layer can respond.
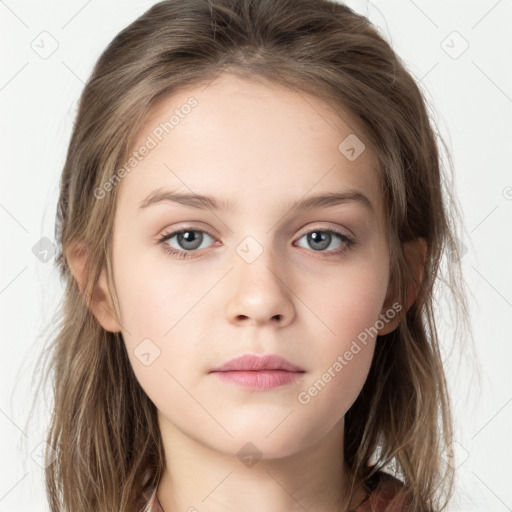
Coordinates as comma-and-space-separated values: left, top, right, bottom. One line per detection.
66, 243, 123, 333
377, 237, 427, 336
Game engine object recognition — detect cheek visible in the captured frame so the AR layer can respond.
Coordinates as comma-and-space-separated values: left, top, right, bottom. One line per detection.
112, 236, 188, 341
115, 271, 203, 412
117, 277, 177, 341
302, 260, 389, 341
295, 259, 388, 401
295, 274, 383, 427
111, 249, 186, 374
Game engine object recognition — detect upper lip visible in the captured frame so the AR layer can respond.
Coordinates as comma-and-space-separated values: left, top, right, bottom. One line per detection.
210, 354, 305, 372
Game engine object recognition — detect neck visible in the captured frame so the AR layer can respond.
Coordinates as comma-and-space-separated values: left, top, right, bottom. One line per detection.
155, 412, 366, 512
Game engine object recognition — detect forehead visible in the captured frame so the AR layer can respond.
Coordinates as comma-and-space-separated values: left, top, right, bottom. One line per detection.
116, 73, 384, 220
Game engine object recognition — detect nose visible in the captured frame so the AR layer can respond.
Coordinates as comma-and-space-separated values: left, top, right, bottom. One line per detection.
224, 249, 296, 328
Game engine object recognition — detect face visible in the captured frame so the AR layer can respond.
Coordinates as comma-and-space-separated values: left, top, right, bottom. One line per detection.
106, 73, 394, 459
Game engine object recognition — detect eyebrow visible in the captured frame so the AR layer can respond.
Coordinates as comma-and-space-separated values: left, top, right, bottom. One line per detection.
138, 187, 374, 214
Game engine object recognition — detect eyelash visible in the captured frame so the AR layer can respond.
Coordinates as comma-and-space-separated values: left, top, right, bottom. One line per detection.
157, 226, 357, 260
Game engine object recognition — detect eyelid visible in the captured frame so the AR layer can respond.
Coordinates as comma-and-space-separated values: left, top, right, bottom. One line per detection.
295, 223, 354, 240
157, 222, 354, 243
157, 222, 217, 240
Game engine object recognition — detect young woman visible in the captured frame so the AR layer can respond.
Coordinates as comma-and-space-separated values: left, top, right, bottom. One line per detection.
36, 1, 470, 510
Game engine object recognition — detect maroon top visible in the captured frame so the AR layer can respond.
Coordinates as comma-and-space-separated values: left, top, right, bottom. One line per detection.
353, 471, 412, 511
137, 470, 412, 512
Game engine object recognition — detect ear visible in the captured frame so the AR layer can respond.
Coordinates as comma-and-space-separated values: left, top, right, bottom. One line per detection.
377, 237, 427, 335
66, 242, 123, 333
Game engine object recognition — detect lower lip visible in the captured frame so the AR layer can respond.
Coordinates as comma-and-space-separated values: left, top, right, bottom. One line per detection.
211, 370, 305, 390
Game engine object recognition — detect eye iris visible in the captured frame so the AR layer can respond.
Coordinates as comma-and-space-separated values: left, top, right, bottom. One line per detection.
178, 231, 203, 250
308, 231, 330, 251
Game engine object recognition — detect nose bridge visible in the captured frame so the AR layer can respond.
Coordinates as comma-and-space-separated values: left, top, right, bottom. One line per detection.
234, 231, 285, 287
224, 232, 295, 326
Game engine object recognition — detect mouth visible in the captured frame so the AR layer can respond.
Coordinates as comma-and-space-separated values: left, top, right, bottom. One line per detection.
209, 353, 305, 372
209, 353, 305, 390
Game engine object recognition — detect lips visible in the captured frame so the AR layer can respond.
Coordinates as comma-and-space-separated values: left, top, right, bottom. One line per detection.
209, 353, 306, 391
209, 353, 305, 373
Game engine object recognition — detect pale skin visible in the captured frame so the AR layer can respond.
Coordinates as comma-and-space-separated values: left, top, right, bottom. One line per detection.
68, 73, 426, 512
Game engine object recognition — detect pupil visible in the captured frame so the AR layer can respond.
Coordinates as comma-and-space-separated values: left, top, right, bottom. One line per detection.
179, 230, 202, 250
309, 231, 330, 251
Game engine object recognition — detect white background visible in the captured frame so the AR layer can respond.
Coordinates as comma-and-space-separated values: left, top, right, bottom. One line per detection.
0, 0, 511, 511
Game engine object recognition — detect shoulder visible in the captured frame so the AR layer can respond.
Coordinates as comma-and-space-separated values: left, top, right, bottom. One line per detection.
354, 470, 413, 512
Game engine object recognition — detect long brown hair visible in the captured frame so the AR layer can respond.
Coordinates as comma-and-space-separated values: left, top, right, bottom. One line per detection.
28, 0, 476, 510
